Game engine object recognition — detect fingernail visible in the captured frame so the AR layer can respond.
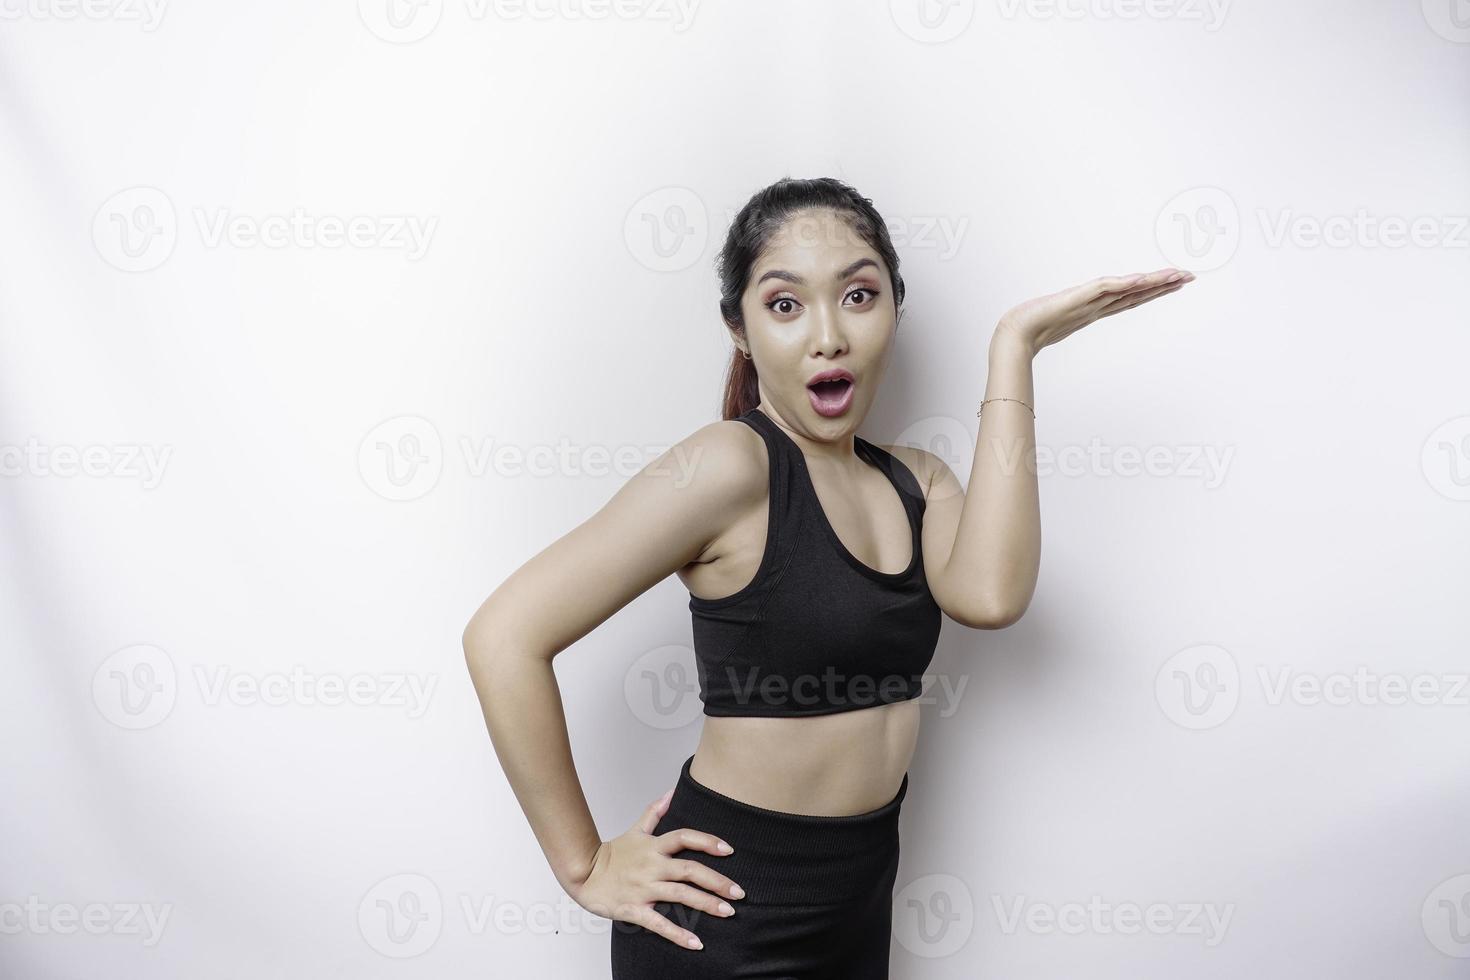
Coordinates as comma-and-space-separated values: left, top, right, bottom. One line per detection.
730, 884, 744, 899
716, 840, 732, 854
1166, 273, 1183, 283
718, 902, 734, 915
687, 936, 703, 949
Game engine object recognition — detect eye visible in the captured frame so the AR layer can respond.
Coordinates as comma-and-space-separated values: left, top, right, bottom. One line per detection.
845, 286, 880, 305
766, 295, 801, 316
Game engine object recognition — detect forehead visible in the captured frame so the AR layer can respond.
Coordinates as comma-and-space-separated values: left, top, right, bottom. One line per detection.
755, 208, 880, 270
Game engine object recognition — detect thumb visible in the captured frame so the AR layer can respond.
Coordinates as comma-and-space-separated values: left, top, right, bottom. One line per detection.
635, 788, 674, 834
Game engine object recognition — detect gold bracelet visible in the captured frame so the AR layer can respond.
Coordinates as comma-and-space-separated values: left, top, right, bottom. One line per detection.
977, 397, 1035, 419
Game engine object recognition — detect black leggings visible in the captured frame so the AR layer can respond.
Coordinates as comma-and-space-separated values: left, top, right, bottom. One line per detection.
609, 753, 909, 980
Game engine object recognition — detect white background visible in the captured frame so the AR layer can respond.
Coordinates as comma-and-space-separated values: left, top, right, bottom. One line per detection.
2, 1, 1468, 977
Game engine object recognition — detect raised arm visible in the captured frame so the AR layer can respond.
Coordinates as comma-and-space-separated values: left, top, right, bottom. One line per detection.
903, 268, 1195, 629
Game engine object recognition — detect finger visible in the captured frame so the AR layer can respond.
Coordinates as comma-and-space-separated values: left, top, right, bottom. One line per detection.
1083, 270, 1191, 312
1098, 278, 1186, 315
635, 789, 674, 834
665, 855, 746, 902
1088, 269, 1191, 300
651, 879, 737, 919
1096, 279, 1187, 318
630, 905, 705, 951
656, 826, 735, 858
1084, 273, 1148, 298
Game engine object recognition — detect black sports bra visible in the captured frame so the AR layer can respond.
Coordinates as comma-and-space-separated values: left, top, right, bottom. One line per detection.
689, 406, 942, 717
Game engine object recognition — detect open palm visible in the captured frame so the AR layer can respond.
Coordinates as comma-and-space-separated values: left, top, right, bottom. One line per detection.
998, 267, 1196, 355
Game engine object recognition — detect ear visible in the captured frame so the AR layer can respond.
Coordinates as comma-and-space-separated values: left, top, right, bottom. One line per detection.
725, 324, 748, 357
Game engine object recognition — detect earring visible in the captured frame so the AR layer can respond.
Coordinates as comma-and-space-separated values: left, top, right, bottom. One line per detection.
741, 348, 751, 360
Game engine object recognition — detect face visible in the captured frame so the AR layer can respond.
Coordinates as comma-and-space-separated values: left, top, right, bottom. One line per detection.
735, 207, 898, 441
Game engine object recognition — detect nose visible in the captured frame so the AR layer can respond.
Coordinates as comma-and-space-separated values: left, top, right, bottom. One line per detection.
808, 300, 849, 358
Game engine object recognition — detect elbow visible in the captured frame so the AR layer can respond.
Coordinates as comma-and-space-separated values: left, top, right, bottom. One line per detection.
462, 615, 498, 668
985, 603, 1028, 629
462, 613, 553, 670
951, 597, 1029, 630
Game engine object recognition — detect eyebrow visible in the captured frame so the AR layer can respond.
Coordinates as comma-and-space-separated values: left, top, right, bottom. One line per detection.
755, 257, 879, 288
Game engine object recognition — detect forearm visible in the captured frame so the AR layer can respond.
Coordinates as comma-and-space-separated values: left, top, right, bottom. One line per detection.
463, 638, 603, 891
946, 327, 1042, 625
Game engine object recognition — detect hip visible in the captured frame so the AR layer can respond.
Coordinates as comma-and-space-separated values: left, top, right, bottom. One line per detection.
609, 753, 909, 979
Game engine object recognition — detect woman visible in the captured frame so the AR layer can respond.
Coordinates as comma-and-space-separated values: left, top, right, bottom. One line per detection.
462, 176, 1193, 978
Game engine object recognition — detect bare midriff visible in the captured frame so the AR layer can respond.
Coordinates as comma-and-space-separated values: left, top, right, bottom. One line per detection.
689, 699, 920, 817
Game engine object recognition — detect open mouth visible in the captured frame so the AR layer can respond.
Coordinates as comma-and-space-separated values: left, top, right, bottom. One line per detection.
808, 378, 851, 399
806, 376, 854, 416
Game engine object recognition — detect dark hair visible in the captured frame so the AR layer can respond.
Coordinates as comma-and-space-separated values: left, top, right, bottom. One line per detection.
715, 177, 906, 420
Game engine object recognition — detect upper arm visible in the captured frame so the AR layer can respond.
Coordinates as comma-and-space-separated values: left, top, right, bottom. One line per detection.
882, 441, 964, 586
881, 441, 994, 628
462, 419, 762, 661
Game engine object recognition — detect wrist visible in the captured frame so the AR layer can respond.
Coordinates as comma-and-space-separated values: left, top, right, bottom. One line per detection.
555, 840, 603, 891
990, 321, 1036, 361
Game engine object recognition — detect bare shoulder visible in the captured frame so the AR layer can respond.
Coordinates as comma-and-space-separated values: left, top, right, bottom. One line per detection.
461, 415, 769, 660
643, 415, 770, 556
661, 415, 767, 502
